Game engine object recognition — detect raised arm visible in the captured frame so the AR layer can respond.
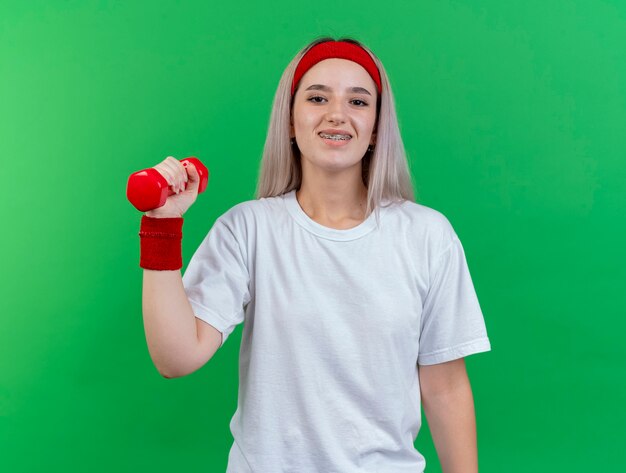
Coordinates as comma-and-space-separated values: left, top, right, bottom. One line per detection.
137, 156, 222, 378
142, 269, 222, 378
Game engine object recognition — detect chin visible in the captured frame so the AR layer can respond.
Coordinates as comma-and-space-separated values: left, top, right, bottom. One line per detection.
315, 156, 364, 171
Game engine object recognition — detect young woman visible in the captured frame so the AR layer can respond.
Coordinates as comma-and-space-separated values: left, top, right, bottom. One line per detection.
140, 37, 492, 473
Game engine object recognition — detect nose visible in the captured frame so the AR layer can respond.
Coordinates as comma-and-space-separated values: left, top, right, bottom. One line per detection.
324, 98, 347, 123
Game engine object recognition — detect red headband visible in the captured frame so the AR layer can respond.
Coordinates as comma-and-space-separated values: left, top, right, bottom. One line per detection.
291, 41, 382, 97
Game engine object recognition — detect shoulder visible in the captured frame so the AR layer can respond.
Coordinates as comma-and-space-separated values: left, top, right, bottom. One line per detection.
215, 194, 283, 231
386, 199, 460, 255
392, 199, 455, 230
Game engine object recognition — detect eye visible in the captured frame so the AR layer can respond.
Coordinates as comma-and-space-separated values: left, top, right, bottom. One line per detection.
307, 96, 369, 107
351, 99, 369, 106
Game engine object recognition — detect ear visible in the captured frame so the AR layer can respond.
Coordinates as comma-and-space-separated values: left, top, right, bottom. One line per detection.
370, 131, 377, 146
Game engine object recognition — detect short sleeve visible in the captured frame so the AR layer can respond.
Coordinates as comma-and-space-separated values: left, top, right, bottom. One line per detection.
417, 235, 491, 365
182, 218, 251, 348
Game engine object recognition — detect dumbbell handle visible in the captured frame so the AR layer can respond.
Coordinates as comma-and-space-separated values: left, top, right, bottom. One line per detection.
126, 157, 209, 212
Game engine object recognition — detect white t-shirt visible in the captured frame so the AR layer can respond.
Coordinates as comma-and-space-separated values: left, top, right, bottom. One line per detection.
182, 189, 491, 473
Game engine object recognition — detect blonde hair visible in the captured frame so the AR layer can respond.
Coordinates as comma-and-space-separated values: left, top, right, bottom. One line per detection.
254, 36, 416, 224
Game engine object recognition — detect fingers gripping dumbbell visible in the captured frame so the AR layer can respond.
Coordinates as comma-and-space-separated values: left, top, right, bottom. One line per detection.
126, 157, 209, 212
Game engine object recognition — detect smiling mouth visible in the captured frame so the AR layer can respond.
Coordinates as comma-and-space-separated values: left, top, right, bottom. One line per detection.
318, 132, 352, 141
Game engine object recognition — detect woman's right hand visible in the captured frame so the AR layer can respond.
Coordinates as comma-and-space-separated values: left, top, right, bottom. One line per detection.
144, 156, 201, 218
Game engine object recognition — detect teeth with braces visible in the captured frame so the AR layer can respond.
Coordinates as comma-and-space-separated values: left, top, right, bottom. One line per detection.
320, 132, 351, 141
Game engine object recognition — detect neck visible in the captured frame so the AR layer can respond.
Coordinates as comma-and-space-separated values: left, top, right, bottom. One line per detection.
296, 180, 369, 226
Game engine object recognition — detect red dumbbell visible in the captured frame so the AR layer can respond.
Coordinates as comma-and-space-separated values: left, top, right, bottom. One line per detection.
126, 157, 209, 212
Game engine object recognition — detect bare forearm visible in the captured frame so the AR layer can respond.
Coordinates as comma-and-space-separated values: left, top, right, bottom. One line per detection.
142, 269, 199, 378
422, 379, 478, 473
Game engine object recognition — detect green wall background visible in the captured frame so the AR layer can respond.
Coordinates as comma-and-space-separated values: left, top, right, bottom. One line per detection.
1, 1, 624, 471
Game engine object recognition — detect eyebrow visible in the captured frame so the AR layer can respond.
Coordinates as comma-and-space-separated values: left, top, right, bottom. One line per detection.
304, 84, 372, 96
